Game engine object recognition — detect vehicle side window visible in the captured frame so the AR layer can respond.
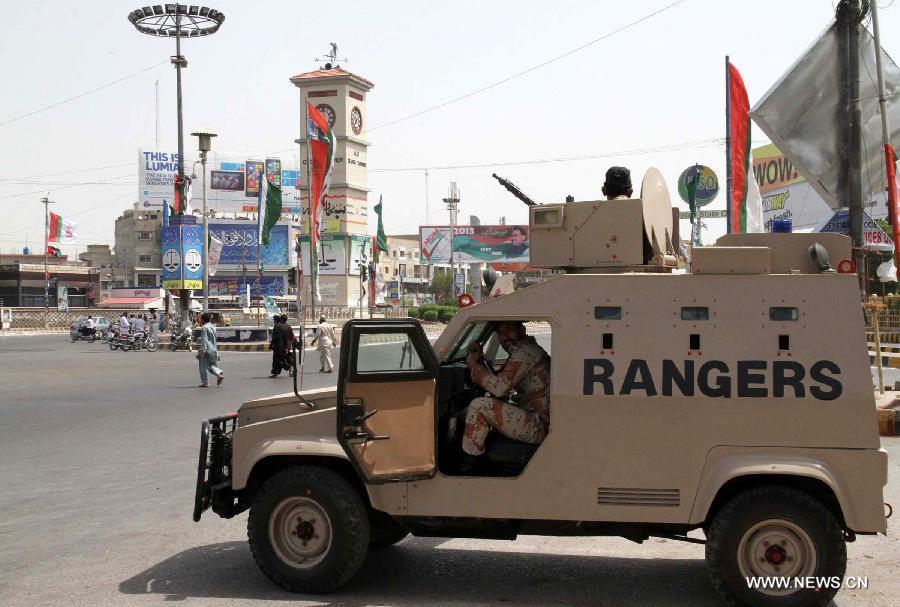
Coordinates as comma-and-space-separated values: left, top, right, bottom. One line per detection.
356, 332, 424, 373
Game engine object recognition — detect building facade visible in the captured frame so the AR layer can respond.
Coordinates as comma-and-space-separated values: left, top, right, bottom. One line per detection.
0, 254, 96, 308
113, 205, 163, 288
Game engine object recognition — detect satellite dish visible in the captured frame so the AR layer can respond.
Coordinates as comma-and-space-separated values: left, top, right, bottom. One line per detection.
640, 168, 674, 255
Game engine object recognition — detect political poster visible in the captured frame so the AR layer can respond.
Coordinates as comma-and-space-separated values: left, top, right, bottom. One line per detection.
349, 235, 370, 274
419, 225, 530, 264
208, 276, 284, 297
298, 235, 346, 275
207, 222, 290, 267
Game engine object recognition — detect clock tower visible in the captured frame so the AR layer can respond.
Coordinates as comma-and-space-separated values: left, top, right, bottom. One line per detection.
290, 63, 375, 307
290, 65, 374, 235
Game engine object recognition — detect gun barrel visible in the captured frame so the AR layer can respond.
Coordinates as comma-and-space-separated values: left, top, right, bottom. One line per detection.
491, 173, 536, 207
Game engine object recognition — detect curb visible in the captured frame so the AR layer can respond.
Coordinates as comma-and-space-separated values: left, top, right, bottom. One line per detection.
217, 343, 268, 352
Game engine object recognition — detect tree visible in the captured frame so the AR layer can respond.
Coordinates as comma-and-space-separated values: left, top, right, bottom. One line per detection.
429, 272, 453, 301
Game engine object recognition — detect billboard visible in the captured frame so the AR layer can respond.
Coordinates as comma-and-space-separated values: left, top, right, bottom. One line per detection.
139, 150, 180, 210
140, 149, 302, 215
207, 222, 290, 267
419, 225, 530, 264
752, 143, 892, 232
819, 210, 893, 251
210, 170, 244, 191
299, 235, 346, 275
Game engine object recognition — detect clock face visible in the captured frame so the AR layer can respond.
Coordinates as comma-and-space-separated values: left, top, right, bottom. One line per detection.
315, 104, 336, 128
350, 106, 363, 135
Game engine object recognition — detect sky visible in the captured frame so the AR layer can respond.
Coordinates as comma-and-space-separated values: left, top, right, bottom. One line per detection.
2, 0, 899, 257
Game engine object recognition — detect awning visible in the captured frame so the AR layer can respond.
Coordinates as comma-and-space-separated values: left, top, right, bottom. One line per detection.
98, 296, 162, 309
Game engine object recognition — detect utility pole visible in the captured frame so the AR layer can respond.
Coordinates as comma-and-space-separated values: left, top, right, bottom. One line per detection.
424, 169, 430, 224
442, 181, 460, 297
192, 130, 217, 312
838, 0, 867, 289
870, 0, 900, 268
41, 196, 55, 324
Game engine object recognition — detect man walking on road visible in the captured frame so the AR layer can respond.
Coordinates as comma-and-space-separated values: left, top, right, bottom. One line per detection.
269, 315, 295, 378
311, 315, 337, 373
197, 312, 224, 388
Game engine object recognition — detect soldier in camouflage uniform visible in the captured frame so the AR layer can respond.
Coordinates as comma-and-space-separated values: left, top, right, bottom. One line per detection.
462, 321, 551, 457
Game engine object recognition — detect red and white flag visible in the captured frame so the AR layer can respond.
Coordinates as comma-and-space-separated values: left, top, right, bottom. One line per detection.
726, 60, 762, 233
307, 102, 334, 242
48, 212, 77, 244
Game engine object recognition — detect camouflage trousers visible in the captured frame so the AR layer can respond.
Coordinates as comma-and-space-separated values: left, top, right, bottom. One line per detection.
461, 397, 548, 456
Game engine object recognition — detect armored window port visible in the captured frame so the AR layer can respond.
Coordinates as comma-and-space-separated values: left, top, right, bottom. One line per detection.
681, 306, 709, 321
595, 306, 622, 320
602, 333, 614, 350
770, 307, 799, 321
779, 335, 790, 351
690, 334, 701, 351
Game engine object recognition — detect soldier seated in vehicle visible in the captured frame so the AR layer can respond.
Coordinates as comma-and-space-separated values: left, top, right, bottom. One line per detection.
459, 321, 551, 472
602, 166, 633, 200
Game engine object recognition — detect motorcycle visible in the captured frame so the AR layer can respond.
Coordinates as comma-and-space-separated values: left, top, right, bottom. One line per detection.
71, 326, 97, 343
109, 329, 131, 351
130, 331, 158, 353
168, 327, 193, 352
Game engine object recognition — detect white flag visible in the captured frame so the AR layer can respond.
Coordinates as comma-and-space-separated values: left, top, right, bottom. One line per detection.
745, 160, 763, 233
208, 234, 223, 277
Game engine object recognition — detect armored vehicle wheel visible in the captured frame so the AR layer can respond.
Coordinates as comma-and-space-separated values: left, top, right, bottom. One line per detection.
368, 510, 409, 549
705, 486, 846, 607
248, 465, 369, 594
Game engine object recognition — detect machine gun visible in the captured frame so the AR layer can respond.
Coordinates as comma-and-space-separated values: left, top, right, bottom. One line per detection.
492, 173, 536, 207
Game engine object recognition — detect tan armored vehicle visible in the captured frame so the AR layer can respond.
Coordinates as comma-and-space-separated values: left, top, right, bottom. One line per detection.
193, 169, 887, 607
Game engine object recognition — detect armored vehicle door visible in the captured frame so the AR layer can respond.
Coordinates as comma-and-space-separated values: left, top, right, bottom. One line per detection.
337, 319, 439, 483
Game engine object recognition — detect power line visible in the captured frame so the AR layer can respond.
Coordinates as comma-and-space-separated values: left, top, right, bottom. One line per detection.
0, 162, 135, 182
0, 172, 136, 200
369, 138, 724, 172
0, 192, 134, 239
0, 61, 167, 128
368, 0, 689, 132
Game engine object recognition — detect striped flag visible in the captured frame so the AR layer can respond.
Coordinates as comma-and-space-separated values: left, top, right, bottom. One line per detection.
48, 212, 77, 243
258, 174, 283, 246
307, 102, 334, 241
726, 60, 762, 233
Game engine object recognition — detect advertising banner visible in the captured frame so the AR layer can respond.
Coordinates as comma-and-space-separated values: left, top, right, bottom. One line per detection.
419, 225, 530, 264
208, 276, 285, 297
210, 170, 244, 191
140, 149, 302, 215
207, 223, 290, 267
245, 160, 264, 198
819, 210, 894, 251
752, 143, 891, 232
139, 149, 180, 209
265, 158, 282, 188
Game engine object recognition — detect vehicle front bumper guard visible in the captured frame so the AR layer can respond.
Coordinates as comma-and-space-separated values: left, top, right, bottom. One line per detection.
193, 413, 239, 522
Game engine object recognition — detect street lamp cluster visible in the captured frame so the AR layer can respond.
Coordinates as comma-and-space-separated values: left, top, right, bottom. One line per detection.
128, 4, 223, 322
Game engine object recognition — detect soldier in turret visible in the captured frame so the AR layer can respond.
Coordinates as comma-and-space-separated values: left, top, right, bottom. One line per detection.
602, 166, 633, 200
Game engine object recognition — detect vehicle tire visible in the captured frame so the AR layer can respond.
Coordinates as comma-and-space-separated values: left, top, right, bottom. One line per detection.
146, 339, 158, 352
368, 510, 409, 549
121, 343, 132, 352
87, 334, 96, 343
705, 485, 846, 607
248, 465, 369, 594
168, 342, 177, 352
71, 334, 78, 343
109, 342, 118, 351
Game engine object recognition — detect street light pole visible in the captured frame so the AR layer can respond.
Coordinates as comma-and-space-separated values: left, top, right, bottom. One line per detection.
192, 130, 217, 312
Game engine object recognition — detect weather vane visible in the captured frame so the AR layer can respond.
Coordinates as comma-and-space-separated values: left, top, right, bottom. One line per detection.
316, 42, 348, 69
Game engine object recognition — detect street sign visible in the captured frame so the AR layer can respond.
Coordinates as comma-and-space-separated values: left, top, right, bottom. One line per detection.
678, 165, 720, 207
679, 210, 728, 219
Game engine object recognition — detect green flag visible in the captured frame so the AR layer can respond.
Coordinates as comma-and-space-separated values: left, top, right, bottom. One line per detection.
259, 177, 282, 247
374, 195, 388, 253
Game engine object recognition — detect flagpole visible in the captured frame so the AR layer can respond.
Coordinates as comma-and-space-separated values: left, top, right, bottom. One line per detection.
256, 170, 262, 328
42, 197, 53, 321
725, 55, 733, 235
305, 102, 318, 322
870, 1, 900, 267
370, 237, 376, 318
